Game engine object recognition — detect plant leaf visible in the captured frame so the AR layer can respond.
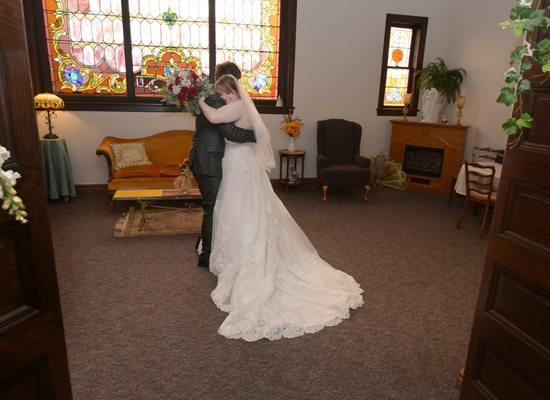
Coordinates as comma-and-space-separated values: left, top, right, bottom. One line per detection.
504, 68, 522, 83
509, 6, 532, 20
537, 38, 550, 53
542, 61, 550, 73
509, 45, 530, 66
516, 113, 533, 129
517, 78, 531, 92
502, 118, 519, 134
513, 22, 525, 37
517, 0, 533, 6
520, 58, 533, 72
497, 87, 518, 106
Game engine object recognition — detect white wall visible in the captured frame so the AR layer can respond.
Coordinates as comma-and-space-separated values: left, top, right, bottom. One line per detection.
445, 0, 520, 157
36, 0, 517, 184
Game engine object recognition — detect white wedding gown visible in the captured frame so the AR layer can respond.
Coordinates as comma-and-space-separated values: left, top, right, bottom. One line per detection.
209, 138, 364, 342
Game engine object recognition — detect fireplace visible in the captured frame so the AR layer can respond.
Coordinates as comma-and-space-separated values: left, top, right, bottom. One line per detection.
390, 120, 469, 196
403, 145, 444, 178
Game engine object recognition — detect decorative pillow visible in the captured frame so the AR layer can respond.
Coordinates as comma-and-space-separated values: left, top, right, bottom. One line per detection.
109, 142, 152, 170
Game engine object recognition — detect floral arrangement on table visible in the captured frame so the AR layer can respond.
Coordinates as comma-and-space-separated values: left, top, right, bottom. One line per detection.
161, 67, 214, 116
173, 158, 194, 193
281, 110, 303, 152
0, 145, 27, 224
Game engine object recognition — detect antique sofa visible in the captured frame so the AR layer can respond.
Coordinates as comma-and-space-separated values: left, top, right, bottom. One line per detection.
96, 130, 194, 191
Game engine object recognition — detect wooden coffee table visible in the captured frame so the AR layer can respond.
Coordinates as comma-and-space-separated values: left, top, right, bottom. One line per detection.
111, 188, 202, 231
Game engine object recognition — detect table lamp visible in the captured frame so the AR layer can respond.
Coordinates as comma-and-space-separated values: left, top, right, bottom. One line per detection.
34, 93, 64, 139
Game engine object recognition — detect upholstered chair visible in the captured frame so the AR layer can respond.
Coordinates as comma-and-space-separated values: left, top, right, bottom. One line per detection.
317, 119, 371, 201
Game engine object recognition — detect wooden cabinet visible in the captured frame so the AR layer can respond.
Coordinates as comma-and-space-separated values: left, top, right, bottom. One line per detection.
390, 120, 469, 196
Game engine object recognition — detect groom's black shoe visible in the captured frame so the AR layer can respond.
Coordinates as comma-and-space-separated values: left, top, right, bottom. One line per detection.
198, 253, 210, 268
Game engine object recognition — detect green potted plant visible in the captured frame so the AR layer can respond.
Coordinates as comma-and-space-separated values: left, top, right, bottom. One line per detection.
415, 58, 466, 123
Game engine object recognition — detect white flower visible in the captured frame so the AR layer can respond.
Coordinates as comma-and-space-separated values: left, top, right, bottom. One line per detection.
2, 170, 20, 186
0, 146, 10, 166
0, 145, 27, 224
172, 84, 182, 95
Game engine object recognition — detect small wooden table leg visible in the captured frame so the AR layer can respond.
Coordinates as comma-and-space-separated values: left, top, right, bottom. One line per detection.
322, 185, 328, 201
301, 155, 305, 189
286, 157, 290, 192
364, 185, 371, 200
279, 154, 283, 185
138, 200, 149, 231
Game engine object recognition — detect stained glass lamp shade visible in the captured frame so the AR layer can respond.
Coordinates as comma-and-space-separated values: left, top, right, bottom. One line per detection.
34, 93, 65, 139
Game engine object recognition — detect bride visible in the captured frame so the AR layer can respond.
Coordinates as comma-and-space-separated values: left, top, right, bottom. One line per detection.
198, 75, 363, 341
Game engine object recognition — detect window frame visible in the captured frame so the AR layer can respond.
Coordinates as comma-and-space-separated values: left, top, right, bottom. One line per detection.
25, 0, 296, 114
377, 14, 428, 117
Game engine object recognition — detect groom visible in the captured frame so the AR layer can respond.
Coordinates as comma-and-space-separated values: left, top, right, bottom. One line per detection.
189, 62, 255, 268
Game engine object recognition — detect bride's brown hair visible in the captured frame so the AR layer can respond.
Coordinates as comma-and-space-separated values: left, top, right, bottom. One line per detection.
215, 74, 240, 98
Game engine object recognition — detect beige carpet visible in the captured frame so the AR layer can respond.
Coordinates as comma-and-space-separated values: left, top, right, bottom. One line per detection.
113, 206, 202, 237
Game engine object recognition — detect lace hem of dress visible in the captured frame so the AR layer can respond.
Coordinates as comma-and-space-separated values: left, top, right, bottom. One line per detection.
211, 289, 364, 342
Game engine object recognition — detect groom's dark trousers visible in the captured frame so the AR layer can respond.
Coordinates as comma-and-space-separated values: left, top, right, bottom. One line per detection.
189, 93, 255, 267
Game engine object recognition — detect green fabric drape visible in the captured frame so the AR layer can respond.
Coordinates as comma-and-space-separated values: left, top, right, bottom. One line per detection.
41, 138, 76, 200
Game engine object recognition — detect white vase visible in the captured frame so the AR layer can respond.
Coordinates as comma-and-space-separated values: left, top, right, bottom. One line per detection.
421, 88, 446, 123
287, 136, 296, 152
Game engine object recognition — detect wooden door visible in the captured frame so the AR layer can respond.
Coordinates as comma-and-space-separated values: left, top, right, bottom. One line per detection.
0, 0, 72, 398
460, 3, 550, 399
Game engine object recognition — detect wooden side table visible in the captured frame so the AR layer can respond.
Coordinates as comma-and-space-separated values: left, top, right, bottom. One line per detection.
40, 138, 76, 200
278, 150, 306, 190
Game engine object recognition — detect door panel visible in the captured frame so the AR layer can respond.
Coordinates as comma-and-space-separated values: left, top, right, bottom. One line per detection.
0, 0, 72, 398
460, 2, 550, 399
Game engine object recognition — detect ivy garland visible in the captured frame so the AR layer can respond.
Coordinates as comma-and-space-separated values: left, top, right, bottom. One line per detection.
498, 0, 549, 142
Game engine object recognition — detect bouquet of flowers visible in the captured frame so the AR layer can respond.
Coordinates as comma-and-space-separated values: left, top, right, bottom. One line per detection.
161, 67, 214, 116
281, 113, 303, 137
0, 146, 27, 224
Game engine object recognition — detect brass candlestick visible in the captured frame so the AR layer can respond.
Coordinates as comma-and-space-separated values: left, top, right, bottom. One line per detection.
456, 95, 466, 126
402, 93, 412, 121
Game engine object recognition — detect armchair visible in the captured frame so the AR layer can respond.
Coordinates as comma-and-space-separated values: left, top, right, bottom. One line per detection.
317, 119, 371, 201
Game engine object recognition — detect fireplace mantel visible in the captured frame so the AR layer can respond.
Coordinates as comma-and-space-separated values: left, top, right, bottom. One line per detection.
389, 120, 469, 196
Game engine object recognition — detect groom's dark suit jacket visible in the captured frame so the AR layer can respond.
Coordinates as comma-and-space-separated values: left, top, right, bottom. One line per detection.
189, 93, 255, 262
189, 93, 255, 177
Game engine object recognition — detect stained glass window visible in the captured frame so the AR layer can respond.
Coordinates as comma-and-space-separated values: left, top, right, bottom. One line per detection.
215, 0, 281, 100
39, 0, 288, 105
41, 0, 127, 95
383, 27, 413, 106
377, 15, 428, 116
129, 0, 210, 96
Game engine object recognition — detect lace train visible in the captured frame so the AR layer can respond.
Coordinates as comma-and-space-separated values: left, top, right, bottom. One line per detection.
210, 141, 364, 341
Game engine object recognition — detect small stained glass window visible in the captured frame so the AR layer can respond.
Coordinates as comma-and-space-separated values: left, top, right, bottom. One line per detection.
383, 27, 413, 106
377, 15, 428, 116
